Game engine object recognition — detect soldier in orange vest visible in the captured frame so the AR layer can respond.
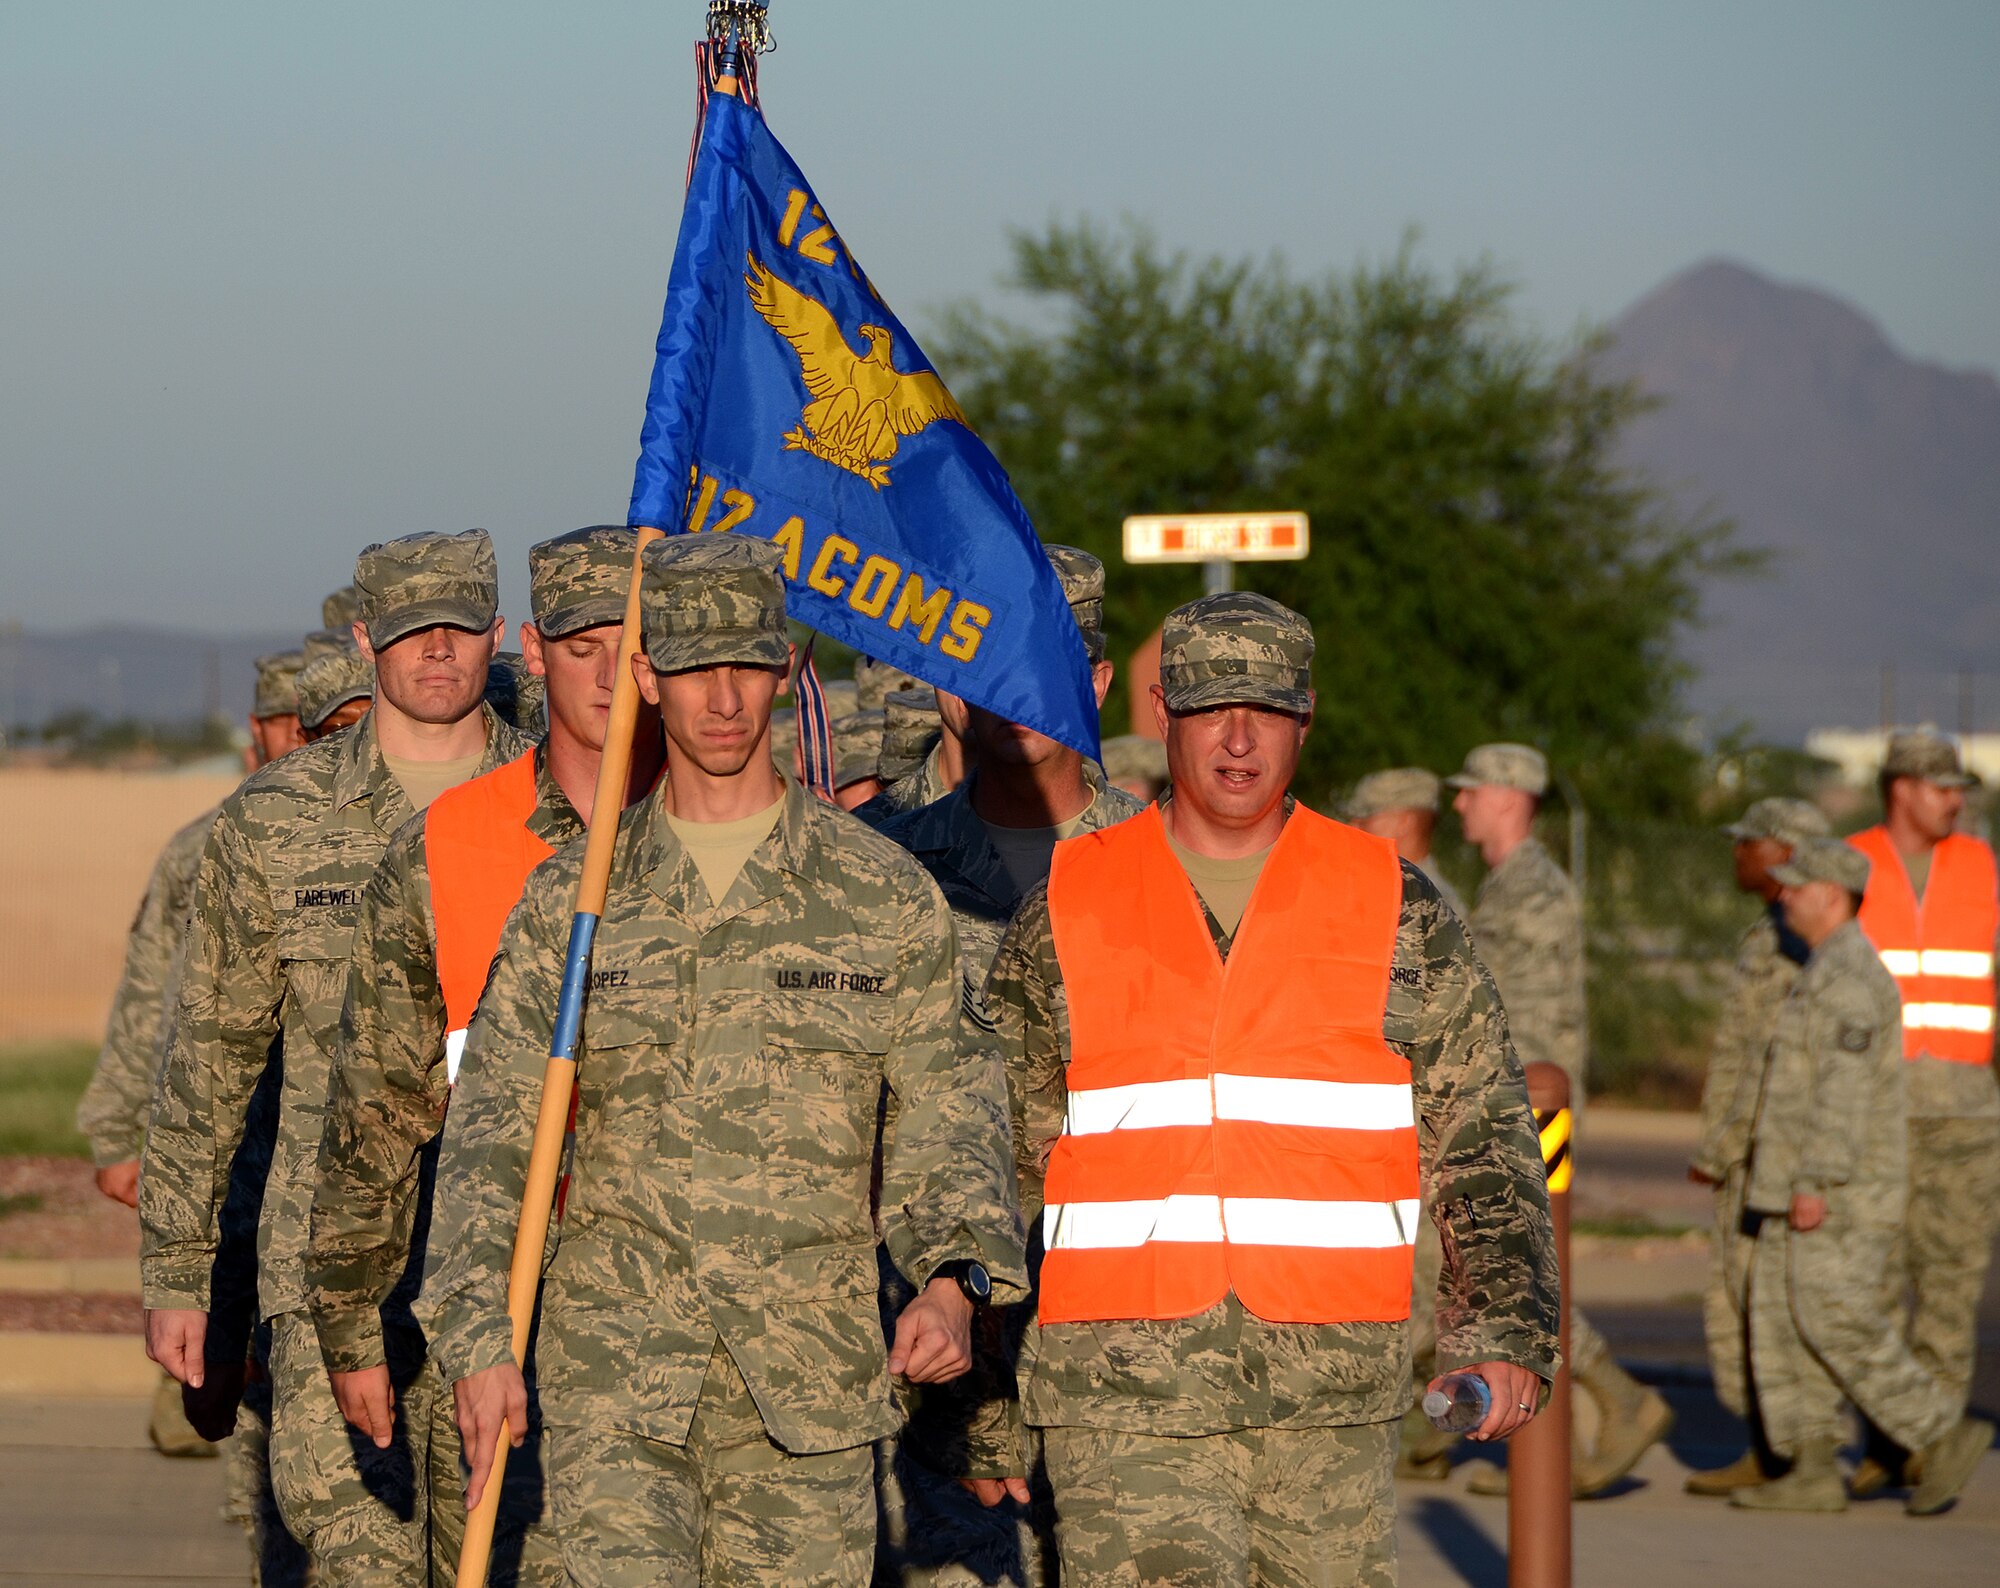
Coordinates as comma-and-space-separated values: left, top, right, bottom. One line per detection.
973, 593, 1560, 1584
1844, 725, 2000, 1498
301, 527, 664, 1582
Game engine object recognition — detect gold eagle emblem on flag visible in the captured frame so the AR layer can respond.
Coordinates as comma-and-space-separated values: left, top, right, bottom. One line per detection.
746, 254, 967, 489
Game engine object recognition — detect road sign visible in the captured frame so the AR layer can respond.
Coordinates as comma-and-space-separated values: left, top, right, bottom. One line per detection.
1121, 511, 1310, 565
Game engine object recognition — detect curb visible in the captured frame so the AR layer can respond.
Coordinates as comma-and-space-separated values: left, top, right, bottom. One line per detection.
0, 1331, 156, 1397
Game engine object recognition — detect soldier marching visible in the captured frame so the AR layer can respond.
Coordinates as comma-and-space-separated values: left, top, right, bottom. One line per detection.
90, 523, 1989, 1588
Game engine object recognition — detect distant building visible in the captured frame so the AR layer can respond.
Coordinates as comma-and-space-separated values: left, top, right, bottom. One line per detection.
1804, 727, 2000, 787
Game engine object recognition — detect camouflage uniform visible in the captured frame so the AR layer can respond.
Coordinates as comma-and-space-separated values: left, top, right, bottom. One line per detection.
303, 526, 640, 1585
862, 690, 953, 819
251, 650, 308, 757
854, 655, 924, 712
1743, 912, 1958, 1461
869, 549, 1142, 1587
1689, 798, 1826, 1426
323, 586, 363, 633
143, 531, 526, 1584
986, 596, 1560, 1587
1462, 823, 1611, 1383
297, 650, 375, 735
78, 808, 230, 1466
418, 535, 1028, 1588
79, 810, 216, 1169
1693, 906, 1808, 1418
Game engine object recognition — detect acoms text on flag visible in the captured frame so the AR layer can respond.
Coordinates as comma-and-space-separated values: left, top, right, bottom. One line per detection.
626, 89, 1099, 759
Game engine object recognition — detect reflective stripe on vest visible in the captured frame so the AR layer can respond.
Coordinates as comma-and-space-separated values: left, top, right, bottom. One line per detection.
424, 751, 554, 1081
1041, 804, 1418, 1326
1851, 826, 1999, 1065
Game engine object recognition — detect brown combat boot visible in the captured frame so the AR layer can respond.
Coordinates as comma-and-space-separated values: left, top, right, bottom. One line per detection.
1683, 1447, 1774, 1497
1571, 1356, 1675, 1497
1905, 1417, 1993, 1517
1730, 1438, 1846, 1512
1847, 1423, 1916, 1499
147, 1372, 220, 1459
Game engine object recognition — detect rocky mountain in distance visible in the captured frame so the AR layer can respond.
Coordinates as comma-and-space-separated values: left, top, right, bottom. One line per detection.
1601, 258, 2000, 744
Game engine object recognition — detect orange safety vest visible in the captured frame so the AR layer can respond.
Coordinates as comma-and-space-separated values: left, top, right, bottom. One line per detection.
424, 751, 555, 1080
1040, 805, 1419, 1327
1850, 826, 1998, 1065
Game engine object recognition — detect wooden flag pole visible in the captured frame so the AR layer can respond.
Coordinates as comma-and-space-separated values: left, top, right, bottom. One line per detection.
454, 524, 663, 1587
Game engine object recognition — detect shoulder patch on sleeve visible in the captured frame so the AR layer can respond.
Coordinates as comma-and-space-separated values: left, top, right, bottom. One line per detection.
1838, 1022, 1874, 1053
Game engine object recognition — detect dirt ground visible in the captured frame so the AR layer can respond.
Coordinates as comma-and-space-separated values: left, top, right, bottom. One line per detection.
0, 1158, 139, 1260
0, 767, 239, 1045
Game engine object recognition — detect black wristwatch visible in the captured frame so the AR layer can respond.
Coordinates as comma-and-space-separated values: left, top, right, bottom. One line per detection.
931, 1259, 992, 1306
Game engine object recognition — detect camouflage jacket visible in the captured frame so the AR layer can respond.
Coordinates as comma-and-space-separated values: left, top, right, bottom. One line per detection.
1471, 835, 1588, 1103
140, 708, 528, 1318
1692, 905, 1807, 1181
415, 776, 1029, 1455
872, 765, 1147, 991
989, 821, 1560, 1440
306, 747, 583, 1372
857, 741, 957, 823
1745, 919, 1907, 1224
78, 808, 217, 1166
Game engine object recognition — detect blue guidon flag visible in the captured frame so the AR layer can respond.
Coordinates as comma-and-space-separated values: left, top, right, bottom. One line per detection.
627, 89, 1100, 760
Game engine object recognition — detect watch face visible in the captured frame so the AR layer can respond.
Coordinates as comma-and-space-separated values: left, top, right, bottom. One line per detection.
964, 1261, 992, 1301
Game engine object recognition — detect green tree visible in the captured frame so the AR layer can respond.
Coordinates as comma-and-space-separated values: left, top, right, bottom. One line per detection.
930, 221, 1751, 816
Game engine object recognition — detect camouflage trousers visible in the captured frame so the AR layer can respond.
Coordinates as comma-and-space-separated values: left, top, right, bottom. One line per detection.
267, 1312, 556, 1587
1041, 1420, 1398, 1588
546, 1341, 875, 1588
1896, 1114, 2000, 1412
1699, 1167, 1756, 1419
222, 1328, 314, 1587
1748, 1213, 1956, 1459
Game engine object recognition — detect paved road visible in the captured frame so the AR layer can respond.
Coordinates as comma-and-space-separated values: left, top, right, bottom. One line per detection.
0, 1397, 245, 1588
3, 1392, 1994, 1587
4, 1111, 1993, 1584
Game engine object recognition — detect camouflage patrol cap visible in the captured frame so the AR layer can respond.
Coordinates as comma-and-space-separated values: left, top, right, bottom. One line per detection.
816, 677, 860, 721
321, 585, 362, 632
300, 628, 356, 665
1100, 733, 1168, 787
1724, 797, 1831, 847
1046, 545, 1108, 663
355, 529, 499, 649
879, 688, 941, 782
484, 652, 547, 736
1346, 767, 1443, 820
639, 534, 789, 674
1158, 592, 1315, 715
831, 709, 887, 790
1446, 743, 1550, 798
853, 654, 923, 712
529, 526, 640, 639
1769, 835, 1870, 895
296, 648, 376, 730
252, 650, 306, 719
1881, 724, 1976, 789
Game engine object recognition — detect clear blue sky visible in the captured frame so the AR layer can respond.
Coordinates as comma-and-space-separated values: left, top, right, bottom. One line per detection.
5, 1, 1996, 631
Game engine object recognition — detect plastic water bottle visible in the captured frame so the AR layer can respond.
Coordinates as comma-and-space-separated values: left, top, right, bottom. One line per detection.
1422, 1373, 1492, 1433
